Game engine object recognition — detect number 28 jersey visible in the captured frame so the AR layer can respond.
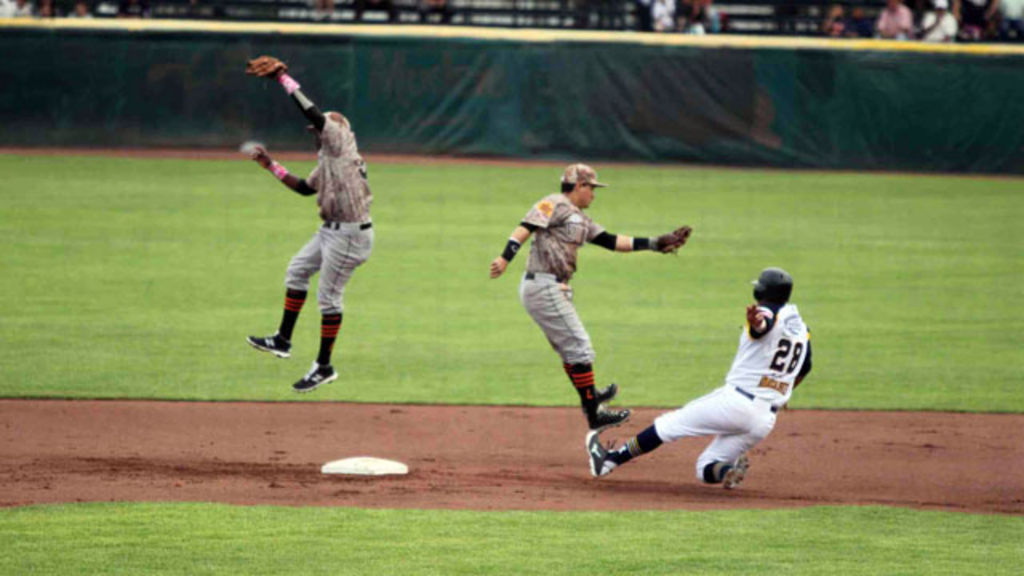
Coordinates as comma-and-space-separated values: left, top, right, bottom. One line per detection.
725, 303, 810, 407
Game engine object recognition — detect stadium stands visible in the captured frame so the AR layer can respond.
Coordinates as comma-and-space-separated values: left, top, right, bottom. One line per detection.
65, 0, 878, 35
32, 0, 1018, 40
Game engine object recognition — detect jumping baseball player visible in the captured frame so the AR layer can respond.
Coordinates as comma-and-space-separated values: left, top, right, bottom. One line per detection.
586, 267, 812, 489
490, 164, 692, 432
243, 55, 374, 393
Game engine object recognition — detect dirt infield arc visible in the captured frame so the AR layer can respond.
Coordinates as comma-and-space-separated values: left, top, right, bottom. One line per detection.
2, 400, 1021, 514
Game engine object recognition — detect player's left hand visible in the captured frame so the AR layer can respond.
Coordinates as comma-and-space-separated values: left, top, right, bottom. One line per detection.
653, 225, 692, 254
489, 257, 508, 279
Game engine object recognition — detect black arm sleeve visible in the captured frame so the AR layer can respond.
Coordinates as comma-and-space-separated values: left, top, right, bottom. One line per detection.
289, 89, 326, 132
797, 340, 813, 380
749, 303, 782, 339
589, 231, 618, 251
519, 222, 540, 232
295, 179, 316, 197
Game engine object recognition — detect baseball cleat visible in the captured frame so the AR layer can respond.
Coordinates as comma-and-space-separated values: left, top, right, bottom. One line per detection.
585, 431, 618, 477
247, 334, 292, 359
588, 405, 631, 433
293, 362, 338, 393
722, 453, 750, 490
595, 382, 618, 405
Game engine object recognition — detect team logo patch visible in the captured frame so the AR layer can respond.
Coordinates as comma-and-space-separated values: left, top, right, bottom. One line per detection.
568, 214, 584, 224
783, 316, 804, 336
537, 200, 555, 218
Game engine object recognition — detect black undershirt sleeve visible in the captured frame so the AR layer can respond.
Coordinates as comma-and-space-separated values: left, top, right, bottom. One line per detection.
295, 179, 316, 196
290, 90, 326, 132
520, 222, 540, 232
589, 231, 618, 251
797, 340, 813, 379
749, 303, 782, 339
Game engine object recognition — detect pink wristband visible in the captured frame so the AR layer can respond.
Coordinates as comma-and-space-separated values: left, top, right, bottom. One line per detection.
278, 73, 300, 95
269, 161, 289, 181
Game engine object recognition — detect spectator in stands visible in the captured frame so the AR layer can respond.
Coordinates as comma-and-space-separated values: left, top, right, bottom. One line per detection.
117, 0, 149, 17
652, 0, 676, 31
822, 4, 847, 36
997, 0, 1024, 39
844, 6, 875, 36
958, 0, 1000, 39
681, 0, 722, 33
919, 0, 958, 40
419, 0, 453, 23
67, 0, 92, 17
36, 0, 55, 16
875, 0, 913, 38
355, 0, 397, 22
1, 0, 34, 17
313, 0, 334, 21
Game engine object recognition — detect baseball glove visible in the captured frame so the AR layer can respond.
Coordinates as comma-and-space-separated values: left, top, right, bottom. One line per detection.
653, 226, 692, 254
246, 55, 287, 78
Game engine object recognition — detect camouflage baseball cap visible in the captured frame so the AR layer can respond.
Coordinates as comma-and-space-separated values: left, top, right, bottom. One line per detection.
561, 163, 607, 188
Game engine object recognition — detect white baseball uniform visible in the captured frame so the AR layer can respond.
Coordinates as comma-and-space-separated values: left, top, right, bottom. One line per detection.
654, 303, 811, 479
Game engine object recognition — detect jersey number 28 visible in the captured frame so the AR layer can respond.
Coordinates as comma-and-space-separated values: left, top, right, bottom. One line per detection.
769, 338, 804, 374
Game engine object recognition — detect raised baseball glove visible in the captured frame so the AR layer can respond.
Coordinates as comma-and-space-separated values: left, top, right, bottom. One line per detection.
653, 225, 692, 254
246, 55, 287, 78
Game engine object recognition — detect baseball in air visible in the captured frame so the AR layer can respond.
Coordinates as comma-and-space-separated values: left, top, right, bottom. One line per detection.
239, 140, 265, 156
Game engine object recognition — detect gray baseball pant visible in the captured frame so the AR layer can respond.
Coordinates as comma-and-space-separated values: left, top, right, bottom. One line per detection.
285, 223, 374, 315
519, 272, 595, 365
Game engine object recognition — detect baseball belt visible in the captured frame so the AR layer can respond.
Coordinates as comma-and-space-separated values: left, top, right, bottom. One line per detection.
525, 272, 569, 284
323, 221, 373, 231
734, 387, 779, 413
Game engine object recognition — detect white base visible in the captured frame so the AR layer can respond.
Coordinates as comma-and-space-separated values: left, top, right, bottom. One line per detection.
321, 457, 409, 476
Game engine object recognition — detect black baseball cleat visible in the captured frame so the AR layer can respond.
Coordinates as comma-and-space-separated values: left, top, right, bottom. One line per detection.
595, 382, 618, 404
587, 404, 631, 433
293, 362, 338, 393
247, 334, 291, 359
585, 431, 618, 478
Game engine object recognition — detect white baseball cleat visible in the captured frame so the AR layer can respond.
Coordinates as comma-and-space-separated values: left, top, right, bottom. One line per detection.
722, 454, 750, 490
585, 431, 618, 478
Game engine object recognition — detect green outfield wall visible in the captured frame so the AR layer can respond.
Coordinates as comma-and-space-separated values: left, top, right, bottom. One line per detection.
3, 21, 1023, 173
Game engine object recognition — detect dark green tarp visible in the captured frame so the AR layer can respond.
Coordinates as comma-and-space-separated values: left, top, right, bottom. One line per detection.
2, 28, 1022, 173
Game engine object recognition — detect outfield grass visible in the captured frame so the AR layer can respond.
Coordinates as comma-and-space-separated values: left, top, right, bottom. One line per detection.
2, 503, 1021, 575
1, 155, 1021, 411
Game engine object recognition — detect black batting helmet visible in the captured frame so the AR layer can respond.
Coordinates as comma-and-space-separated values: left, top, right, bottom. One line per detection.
752, 267, 793, 304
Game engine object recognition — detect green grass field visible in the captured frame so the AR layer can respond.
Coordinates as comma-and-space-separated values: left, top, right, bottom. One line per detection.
1, 155, 1021, 411
2, 503, 1022, 575
2, 155, 1022, 575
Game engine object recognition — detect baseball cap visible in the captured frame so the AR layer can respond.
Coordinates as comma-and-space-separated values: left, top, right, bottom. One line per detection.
561, 163, 607, 188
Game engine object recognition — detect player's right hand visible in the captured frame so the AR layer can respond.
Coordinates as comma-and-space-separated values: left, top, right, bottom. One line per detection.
489, 257, 508, 279
746, 304, 766, 331
250, 145, 272, 170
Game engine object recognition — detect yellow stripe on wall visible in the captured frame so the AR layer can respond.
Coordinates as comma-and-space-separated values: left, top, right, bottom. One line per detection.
4, 18, 1024, 56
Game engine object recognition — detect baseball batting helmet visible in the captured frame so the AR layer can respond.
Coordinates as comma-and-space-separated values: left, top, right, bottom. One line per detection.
752, 267, 793, 304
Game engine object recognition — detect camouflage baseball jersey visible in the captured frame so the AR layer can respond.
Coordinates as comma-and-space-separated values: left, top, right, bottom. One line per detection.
307, 115, 372, 223
522, 193, 605, 282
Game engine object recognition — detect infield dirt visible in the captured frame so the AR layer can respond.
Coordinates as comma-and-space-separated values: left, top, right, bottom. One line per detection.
2, 400, 1021, 514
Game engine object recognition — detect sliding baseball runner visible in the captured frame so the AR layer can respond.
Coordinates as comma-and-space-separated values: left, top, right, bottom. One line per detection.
586, 268, 813, 489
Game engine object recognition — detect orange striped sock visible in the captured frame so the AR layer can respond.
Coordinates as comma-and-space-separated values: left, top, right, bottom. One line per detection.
317, 313, 343, 365
278, 289, 307, 341
566, 363, 597, 408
